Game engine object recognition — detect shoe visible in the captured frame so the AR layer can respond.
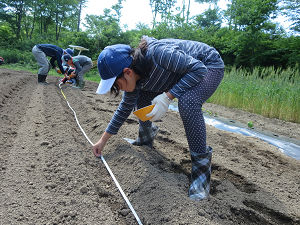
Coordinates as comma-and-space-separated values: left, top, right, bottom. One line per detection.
189, 146, 212, 201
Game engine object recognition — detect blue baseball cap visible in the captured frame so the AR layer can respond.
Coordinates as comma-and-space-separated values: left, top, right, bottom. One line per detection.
64, 48, 74, 56
62, 54, 72, 64
96, 44, 133, 94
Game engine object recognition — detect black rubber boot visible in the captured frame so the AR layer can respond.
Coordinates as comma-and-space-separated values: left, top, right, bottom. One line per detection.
189, 146, 212, 201
132, 124, 159, 148
38, 74, 48, 84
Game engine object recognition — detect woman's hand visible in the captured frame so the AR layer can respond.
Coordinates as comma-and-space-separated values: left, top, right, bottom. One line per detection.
92, 131, 112, 157
93, 140, 106, 157
147, 92, 174, 121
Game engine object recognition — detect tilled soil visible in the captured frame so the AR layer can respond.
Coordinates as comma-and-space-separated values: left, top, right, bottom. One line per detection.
0, 68, 299, 225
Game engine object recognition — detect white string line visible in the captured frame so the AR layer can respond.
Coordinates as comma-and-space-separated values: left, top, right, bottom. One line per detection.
59, 84, 143, 225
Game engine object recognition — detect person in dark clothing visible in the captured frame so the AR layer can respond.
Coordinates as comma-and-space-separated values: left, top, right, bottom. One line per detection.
32, 44, 74, 84
93, 36, 225, 201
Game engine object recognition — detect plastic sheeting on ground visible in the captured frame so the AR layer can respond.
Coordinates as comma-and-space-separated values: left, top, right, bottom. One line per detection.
169, 104, 300, 160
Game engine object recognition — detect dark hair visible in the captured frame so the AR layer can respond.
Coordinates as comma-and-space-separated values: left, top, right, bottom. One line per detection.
110, 38, 150, 96
130, 39, 149, 79
110, 71, 123, 96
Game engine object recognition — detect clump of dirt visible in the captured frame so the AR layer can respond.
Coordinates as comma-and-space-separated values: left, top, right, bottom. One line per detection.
1, 68, 299, 224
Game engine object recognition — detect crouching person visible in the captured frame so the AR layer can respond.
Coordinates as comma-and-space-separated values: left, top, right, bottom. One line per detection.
59, 66, 76, 85
62, 54, 93, 89
32, 44, 74, 84
93, 36, 225, 200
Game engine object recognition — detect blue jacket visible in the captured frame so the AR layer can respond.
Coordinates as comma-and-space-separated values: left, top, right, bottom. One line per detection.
106, 36, 224, 134
36, 44, 66, 74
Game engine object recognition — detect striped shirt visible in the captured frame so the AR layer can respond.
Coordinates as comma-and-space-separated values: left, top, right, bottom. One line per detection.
106, 36, 224, 134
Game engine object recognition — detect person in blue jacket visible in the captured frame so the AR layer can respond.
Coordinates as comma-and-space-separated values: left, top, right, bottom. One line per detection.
93, 36, 224, 201
32, 44, 74, 84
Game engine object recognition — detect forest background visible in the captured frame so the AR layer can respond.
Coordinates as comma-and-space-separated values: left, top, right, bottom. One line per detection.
0, 0, 299, 123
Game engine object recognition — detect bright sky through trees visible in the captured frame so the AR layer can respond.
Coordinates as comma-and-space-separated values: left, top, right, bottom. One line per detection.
82, 0, 228, 30
82, 0, 291, 31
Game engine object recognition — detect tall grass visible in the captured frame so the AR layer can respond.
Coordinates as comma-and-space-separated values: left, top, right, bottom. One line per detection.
208, 66, 300, 123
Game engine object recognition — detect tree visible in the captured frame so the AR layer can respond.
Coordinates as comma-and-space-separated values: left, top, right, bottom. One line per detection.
76, 0, 88, 32
194, 7, 222, 29
180, 0, 191, 23
149, 0, 177, 28
1, 0, 26, 40
84, 9, 122, 50
279, 0, 300, 33
224, 0, 278, 32
52, 0, 78, 40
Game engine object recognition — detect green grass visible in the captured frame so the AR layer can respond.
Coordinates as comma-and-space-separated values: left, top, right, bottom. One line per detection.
208, 66, 300, 123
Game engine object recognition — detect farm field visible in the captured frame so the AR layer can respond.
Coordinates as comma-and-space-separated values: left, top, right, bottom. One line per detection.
0, 68, 299, 225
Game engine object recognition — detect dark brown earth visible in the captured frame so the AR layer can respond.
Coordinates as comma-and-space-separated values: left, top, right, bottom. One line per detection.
0, 68, 299, 225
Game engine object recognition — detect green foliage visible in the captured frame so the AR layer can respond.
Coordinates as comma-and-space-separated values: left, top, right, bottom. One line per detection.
208, 66, 300, 123
59, 32, 97, 58
0, 23, 15, 45
0, 48, 35, 65
0, 0, 298, 71
194, 7, 222, 29
226, 0, 278, 31
84, 9, 123, 51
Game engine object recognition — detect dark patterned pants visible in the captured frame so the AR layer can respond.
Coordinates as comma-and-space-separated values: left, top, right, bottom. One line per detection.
134, 68, 224, 153
178, 68, 224, 153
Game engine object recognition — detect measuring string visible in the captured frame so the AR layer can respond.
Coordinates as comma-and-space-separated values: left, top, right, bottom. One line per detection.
58, 84, 143, 225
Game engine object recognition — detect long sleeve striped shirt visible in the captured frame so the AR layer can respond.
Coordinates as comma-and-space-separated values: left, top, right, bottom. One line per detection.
106, 36, 224, 134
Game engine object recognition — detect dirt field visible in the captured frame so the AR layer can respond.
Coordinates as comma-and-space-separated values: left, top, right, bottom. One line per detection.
0, 68, 299, 225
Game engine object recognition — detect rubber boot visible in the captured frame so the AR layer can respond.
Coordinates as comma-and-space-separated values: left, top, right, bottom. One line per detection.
132, 123, 159, 148
72, 80, 85, 89
38, 74, 48, 84
78, 80, 85, 89
189, 146, 212, 201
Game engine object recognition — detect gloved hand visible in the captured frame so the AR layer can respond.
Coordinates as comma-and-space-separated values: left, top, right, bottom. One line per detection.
146, 92, 173, 121
55, 67, 62, 74
69, 72, 76, 79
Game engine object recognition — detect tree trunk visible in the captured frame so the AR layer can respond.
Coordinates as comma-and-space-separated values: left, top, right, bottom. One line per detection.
15, 0, 24, 40
56, 11, 59, 40
77, 1, 82, 32
57, 12, 65, 41
186, 0, 190, 23
29, 12, 36, 40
